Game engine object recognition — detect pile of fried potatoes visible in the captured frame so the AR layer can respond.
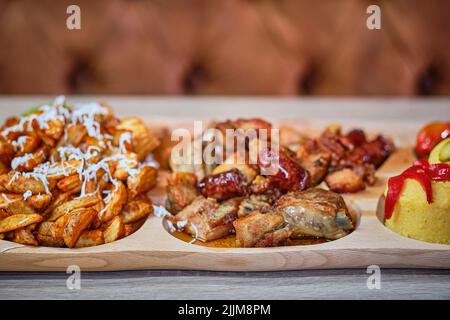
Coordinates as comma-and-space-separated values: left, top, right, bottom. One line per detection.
0, 97, 159, 248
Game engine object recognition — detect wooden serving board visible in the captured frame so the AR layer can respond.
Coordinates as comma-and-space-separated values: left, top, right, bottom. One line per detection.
0, 98, 449, 271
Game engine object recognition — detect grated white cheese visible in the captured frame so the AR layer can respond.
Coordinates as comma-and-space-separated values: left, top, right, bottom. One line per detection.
118, 132, 132, 154
22, 190, 32, 201
189, 223, 200, 244
11, 153, 34, 170
152, 205, 173, 218
1, 193, 12, 203
7, 172, 20, 186
11, 136, 28, 153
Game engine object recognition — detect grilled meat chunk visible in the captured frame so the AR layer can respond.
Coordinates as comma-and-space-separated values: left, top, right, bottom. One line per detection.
319, 126, 395, 170
275, 188, 354, 240
166, 172, 199, 213
294, 138, 331, 185
198, 168, 248, 201
174, 196, 240, 241
349, 135, 395, 168
233, 211, 291, 247
237, 194, 273, 217
259, 149, 310, 193
324, 168, 365, 193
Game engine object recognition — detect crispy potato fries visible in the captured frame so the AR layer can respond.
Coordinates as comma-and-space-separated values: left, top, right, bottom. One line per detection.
0, 96, 159, 247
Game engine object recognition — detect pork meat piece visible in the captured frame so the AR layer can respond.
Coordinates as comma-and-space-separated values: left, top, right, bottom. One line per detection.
275, 188, 354, 240
237, 194, 273, 217
174, 196, 240, 241
166, 172, 199, 213
324, 168, 365, 193
233, 211, 291, 247
294, 138, 331, 186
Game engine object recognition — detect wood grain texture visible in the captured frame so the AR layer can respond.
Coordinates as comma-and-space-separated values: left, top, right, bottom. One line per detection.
1, 269, 450, 300
0, 97, 449, 272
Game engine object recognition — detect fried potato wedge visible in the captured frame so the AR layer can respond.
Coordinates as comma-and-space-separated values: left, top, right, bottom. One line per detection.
119, 200, 152, 224
103, 216, 124, 243
6, 200, 37, 215
63, 208, 97, 248
36, 234, 65, 247
0, 136, 14, 165
117, 117, 160, 161
124, 218, 146, 237
26, 194, 52, 211
101, 181, 127, 222
12, 228, 38, 246
51, 214, 71, 240
37, 221, 54, 237
64, 124, 87, 147
14, 135, 41, 156
45, 160, 83, 180
0, 214, 43, 233
0, 161, 9, 175
127, 166, 157, 198
75, 229, 104, 248
43, 192, 72, 217
0, 172, 54, 194
11, 146, 49, 171
57, 174, 82, 194
0, 209, 11, 220
47, 194, 100, 222
0, 194, 50, 211
114, 153, 138, 181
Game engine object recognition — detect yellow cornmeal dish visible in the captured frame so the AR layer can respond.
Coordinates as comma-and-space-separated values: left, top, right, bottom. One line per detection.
428, 137, 450, 164
385, 179, 450, 244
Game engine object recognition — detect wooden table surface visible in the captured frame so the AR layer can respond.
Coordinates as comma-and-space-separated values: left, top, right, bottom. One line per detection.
1, 269, 449, 300
0, 97, 449, 300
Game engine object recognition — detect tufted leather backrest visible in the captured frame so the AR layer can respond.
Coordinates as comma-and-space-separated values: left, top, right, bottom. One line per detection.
1, 0, 449, 95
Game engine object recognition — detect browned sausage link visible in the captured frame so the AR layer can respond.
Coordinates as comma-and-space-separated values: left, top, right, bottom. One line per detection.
198, 168, 248, 201
261, 150, 311, 192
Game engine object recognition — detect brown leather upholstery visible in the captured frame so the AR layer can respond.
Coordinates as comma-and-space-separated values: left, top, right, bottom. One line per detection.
0, 0, 449, 95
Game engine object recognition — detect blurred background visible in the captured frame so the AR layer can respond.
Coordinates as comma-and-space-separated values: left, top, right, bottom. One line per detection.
0, 0, 449, 96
